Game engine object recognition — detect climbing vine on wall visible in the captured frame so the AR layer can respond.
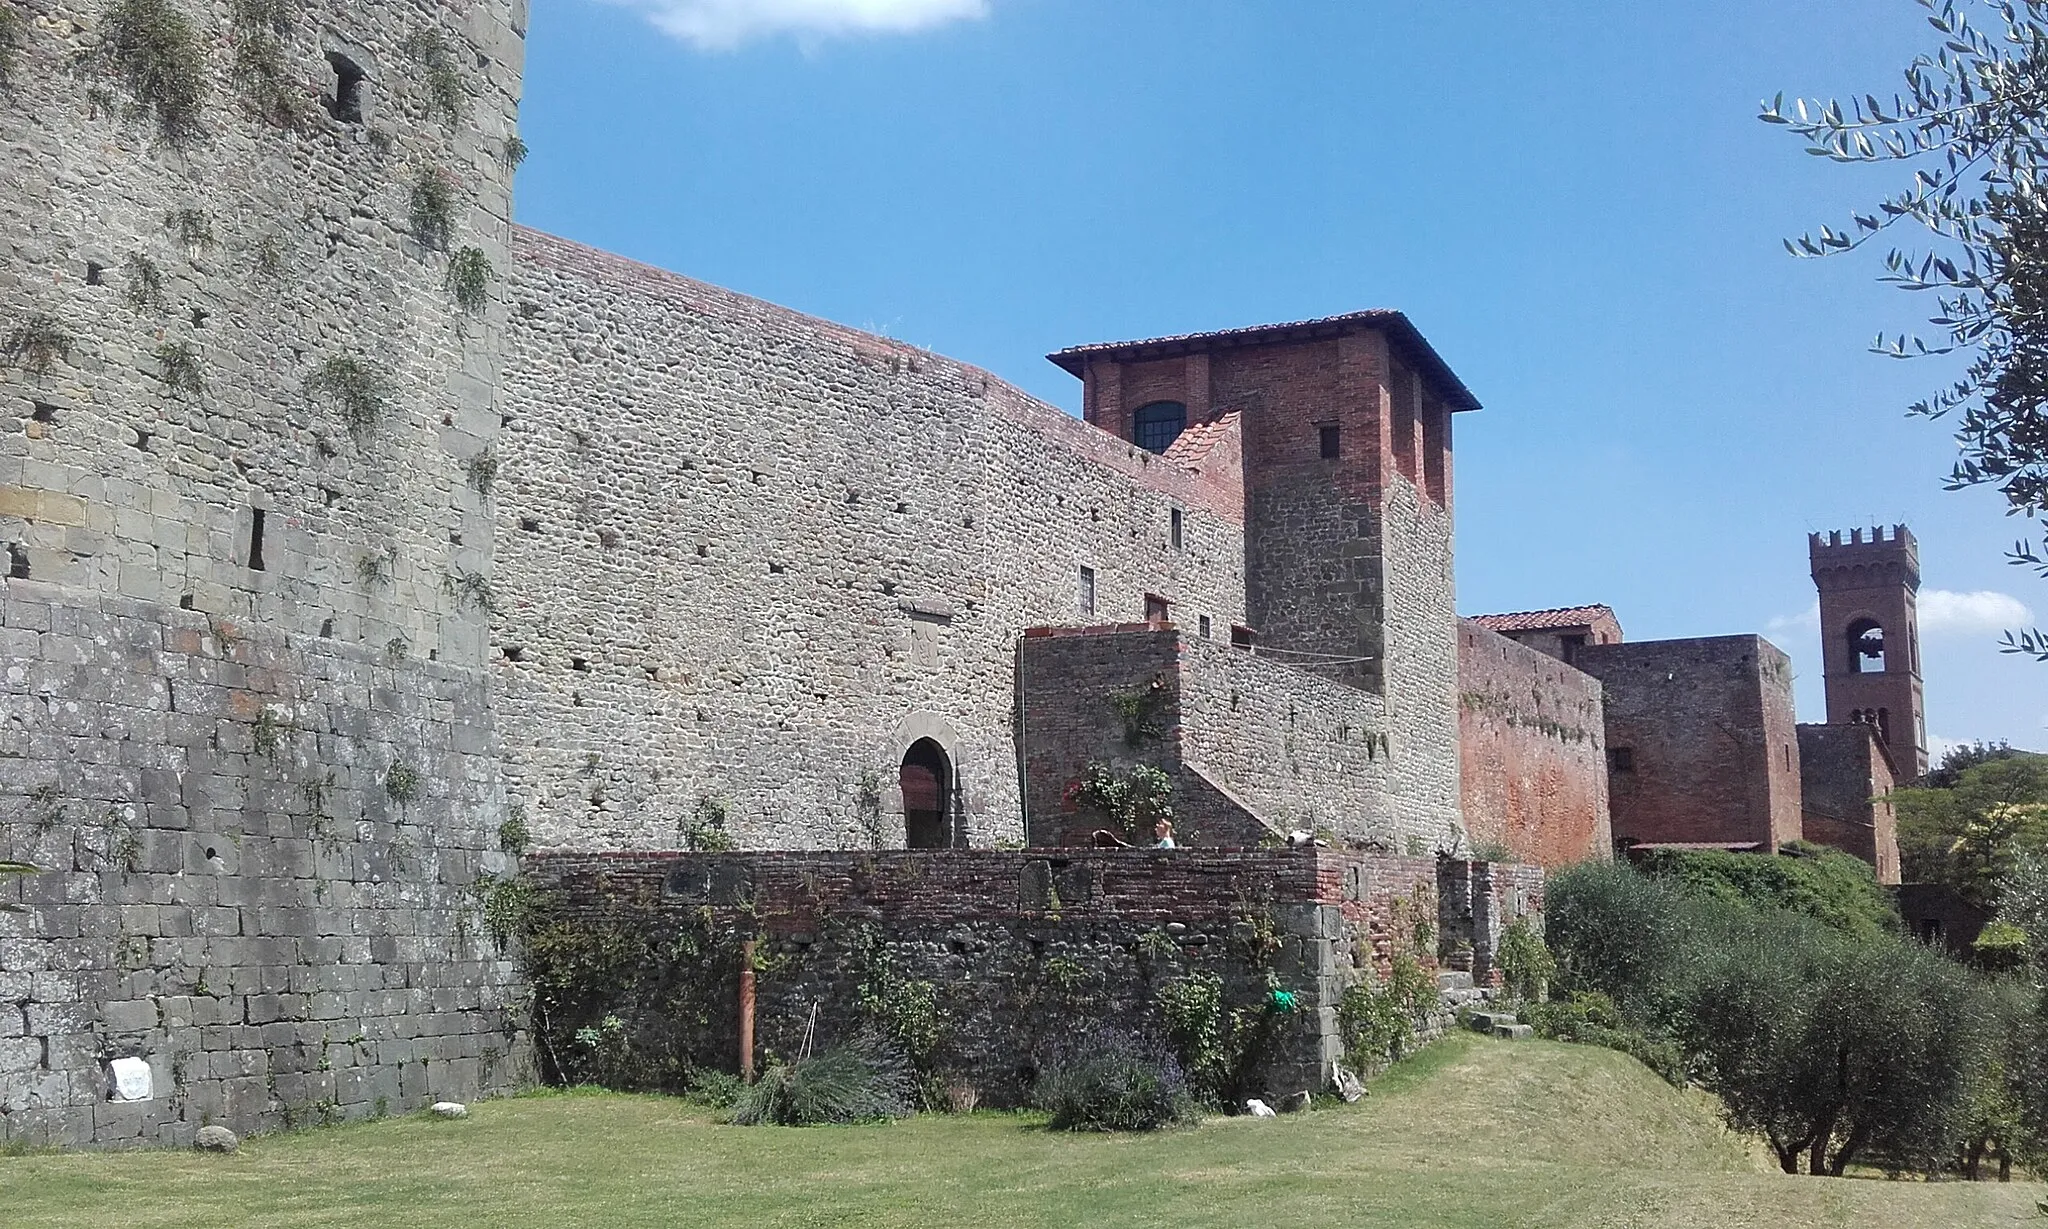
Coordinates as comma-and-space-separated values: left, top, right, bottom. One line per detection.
0, 314, 72, 374
227, 0, 295, 127
1110, 677, 1170, 747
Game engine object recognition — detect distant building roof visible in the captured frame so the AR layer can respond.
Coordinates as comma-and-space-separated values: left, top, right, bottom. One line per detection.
1624, 841, 1767, 854
1047, 309, 1482, 412
1469, 605, 1619, 635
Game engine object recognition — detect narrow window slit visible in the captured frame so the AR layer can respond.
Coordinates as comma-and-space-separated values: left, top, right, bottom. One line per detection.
5, 544, 28, 579
247, 508, 267, 572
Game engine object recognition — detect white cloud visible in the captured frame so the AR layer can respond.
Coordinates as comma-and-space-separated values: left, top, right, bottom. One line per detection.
1917, 589, 2035, 636
597, 0, 990, 49
1764, 602, 1819, 642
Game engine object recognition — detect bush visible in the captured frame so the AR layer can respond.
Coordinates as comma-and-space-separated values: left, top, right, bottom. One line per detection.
1544, 860, 1687, 1021
729, 1042, 913, 1127
1032, 1030, 1196, 1132
96, 0, 208, 146
1527, 991, 1687, 1086
1337, 953, 1437, 1073
1636, 844, 1900, 939
683, 1069, 745, 1110
1495, 916, 1554, 1002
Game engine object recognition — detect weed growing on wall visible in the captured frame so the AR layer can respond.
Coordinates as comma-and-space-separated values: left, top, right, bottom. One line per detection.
384, 761, 422, 804
227, 0, 295, 127
1110, 678, 1170, 747
121, 254, 166, 312
163, 207, 212, 253
472, 872, 538, 952
91, 0, 208, 146
854, 770, 885, 849
153, 341, 203, 394
519, 879, 745, 1092
403, 26, 464, 126
0, 3, 26, 87
305, 355, 386, 434
447, 246, 495, 314
463, 446, 499, 494
409, 167, 459, 252
498, 806, 530, 856
1, 314, 72, 374
684, 796, 737, 852
444, 568, 500, 614
250, 233, 287, 279
848, 924, 947, 1103
1072, 763, 1174, 842
503, 134, 528, 170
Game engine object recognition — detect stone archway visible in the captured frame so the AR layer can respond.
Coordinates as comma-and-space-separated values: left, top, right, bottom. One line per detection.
900, 738, 952, 849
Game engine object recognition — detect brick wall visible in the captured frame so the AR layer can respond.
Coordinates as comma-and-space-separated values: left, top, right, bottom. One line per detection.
525, 848, 1543, 1104
1457, 622, 1610, 867
1574, 636, 1803, 851
0, 1, 530, 1147
1797, 723, 1901, 883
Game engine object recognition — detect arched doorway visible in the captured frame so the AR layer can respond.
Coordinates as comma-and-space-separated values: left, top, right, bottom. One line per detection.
900, 738, 952, 849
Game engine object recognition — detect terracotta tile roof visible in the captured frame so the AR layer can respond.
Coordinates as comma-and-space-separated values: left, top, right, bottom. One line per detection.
1163, 411, 1239, 466
1468, 605, 1618, 634
1046, 309, 1481, 412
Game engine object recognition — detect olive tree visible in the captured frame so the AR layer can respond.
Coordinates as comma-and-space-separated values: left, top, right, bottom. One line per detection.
1766, 0, 2048, 657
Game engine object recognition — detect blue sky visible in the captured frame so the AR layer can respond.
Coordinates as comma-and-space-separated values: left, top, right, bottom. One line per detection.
517, 0, 2045, 753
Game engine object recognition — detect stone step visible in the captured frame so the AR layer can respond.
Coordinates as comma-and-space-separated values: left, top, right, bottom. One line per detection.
1437, 971, 1474, 992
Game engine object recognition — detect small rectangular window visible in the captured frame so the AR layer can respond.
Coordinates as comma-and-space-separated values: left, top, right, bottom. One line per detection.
1144, 594, 1169, 625
1230, 625, 1255, 650
1169, 508, 1183, 550
1319, 423, 1341, 460
1608, 747, 1635, 773
1199, 615, 1212, 639
1078, 566, 1095, 616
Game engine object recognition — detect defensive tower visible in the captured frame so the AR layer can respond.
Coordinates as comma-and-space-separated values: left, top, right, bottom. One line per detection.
1810, 525, 1927, 779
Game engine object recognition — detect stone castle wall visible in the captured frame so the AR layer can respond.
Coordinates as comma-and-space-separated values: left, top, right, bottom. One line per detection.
494, 230, 1250, 852
1456, 621, 1609, 867
1, 0, 530, 1146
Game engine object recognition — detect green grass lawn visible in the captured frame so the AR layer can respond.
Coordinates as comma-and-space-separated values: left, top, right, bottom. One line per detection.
2, 1035, 2036, 1228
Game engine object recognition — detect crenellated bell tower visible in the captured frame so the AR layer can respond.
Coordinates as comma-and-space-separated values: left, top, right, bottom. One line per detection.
1810, 525, 1927, 779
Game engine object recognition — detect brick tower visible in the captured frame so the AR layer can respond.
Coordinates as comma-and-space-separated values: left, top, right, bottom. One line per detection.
1050, 312, 1480, 838
1810, 525, 1927, 779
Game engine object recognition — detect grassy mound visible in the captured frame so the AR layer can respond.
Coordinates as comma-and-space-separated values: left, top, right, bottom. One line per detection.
2, 1037, 2034, 1228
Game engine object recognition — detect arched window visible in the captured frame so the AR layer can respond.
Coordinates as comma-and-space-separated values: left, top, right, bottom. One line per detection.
1846, 618, 1885, 674
900, 739, 953, 849
1131, 401, 1187, 455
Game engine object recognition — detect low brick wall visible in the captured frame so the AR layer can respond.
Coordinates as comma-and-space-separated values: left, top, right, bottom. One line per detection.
525, 848, 1541, 1105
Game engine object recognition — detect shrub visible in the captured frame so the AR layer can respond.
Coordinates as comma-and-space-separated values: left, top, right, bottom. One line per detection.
1972, 919, 2030, 972
684, 1069, 745, 1109
1071, 762, 1174, 842
1031, 1030, 1195, 1132
384, 761, 422, 803
1544, 859, 1687, 1021
730, 1042, 914, 1127
504, 134, 529, 170
163, 207, 213, 252
1636, 844, 1900, 939
1495, 916, 1554, 1002
95, 0, 208, 146
1526, 991, 1686, 1086
497, 808, 530, 856
1337, 952, 1437, 1072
